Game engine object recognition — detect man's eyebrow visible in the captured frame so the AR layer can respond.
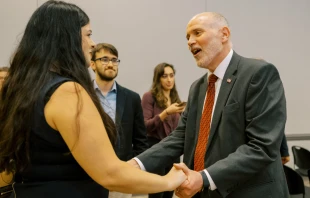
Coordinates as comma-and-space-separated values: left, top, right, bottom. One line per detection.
100, 56, 117, 59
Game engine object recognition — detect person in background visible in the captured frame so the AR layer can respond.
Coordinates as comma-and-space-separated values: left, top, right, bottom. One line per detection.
0, 68, 13, 198
281, 135, 290, 164
0, 1, 186, 198
142, 62, 185, 198
0, 67, 9, 90
129, 12, 289, 198
90, 43, 149, 198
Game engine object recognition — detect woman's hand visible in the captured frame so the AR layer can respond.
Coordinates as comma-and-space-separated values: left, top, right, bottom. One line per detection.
164, 166, 187, 191
159, 102, 185, 121
166, 103, 185, 115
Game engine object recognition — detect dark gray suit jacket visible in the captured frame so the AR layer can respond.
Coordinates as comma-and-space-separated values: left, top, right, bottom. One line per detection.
137, 52, 289, 198
114, 83, 148, 161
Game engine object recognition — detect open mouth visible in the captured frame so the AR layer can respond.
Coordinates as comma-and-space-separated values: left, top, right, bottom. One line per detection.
192, 48, 201, 56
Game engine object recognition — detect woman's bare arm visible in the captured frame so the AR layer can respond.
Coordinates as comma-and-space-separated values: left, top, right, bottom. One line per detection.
44, 82, 185, 193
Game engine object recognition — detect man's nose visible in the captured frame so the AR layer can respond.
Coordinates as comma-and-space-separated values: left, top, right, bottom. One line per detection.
187, 36, 196, 47
107, 61, 114, 67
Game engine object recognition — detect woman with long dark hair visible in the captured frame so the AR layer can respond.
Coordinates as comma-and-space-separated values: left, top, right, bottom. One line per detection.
0, 1, 185, 197
142, 62, 186, 198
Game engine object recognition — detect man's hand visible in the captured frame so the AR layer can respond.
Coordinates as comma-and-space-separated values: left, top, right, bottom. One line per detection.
127, 159, 141, 169
281, 156, 290, 164
173, 163, 203, 198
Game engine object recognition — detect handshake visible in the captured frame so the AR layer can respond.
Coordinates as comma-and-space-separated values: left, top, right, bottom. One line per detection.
127, 160, 204, 198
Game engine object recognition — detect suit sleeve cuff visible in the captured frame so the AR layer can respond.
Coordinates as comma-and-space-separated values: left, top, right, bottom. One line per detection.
133, 157, 146, 171
202, 169, 217, 190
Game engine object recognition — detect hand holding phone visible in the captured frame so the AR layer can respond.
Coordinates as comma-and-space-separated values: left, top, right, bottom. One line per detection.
177, 102, 187, 107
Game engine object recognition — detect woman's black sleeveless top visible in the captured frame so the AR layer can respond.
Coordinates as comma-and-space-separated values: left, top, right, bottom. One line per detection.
13, 74, 108, 198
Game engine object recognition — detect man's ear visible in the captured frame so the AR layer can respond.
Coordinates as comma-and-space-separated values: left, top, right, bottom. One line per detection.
221, 26, 230, 43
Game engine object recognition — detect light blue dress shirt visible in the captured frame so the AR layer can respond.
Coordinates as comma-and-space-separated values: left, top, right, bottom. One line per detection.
93, 80, 117, 123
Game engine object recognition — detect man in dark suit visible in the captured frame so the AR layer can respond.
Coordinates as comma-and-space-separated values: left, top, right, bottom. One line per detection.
129, 12, 289, 198
91, 43, 148, 198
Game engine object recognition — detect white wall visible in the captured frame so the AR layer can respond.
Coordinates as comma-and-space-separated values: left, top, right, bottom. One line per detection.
0, 0, 309, 140
205, 0, 310, 137
36, 0, 206, 101
0, 1, 37, 66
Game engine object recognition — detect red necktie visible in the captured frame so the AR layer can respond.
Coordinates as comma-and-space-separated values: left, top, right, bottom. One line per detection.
194, 74, 218, 171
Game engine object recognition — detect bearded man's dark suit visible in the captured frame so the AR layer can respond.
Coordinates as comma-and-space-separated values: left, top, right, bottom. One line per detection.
114, 83, 148, 161
136, 52, 289, 198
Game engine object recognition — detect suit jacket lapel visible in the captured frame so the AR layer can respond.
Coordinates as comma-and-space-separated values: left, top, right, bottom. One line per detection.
115, 83, 127, 131
206, 52, 240, 151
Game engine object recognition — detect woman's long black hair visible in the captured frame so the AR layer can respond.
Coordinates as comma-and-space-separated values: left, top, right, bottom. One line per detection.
0, 1, 116, 174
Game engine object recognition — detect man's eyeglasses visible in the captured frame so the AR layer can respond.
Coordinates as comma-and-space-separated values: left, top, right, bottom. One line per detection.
94, 57, 121, 66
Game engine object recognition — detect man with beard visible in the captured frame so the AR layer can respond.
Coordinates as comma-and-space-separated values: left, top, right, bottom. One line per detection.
129, 12, 289, 198
90, 43, 148, 198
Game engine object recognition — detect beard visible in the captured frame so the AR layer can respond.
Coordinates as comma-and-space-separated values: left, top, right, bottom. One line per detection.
196, 39, 223, 69
98, 69, 118, 81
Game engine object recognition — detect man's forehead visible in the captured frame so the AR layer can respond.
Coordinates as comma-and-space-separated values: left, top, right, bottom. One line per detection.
188, 15, 211, 27
97, 49, 117, 57
186, 18, 208, 33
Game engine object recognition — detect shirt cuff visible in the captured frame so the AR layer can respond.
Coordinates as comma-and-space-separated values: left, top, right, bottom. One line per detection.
203, 169, 217, 190
133, 157, 146, 171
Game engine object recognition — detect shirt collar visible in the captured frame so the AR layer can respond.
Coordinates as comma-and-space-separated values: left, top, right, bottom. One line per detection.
93, 80, 117, 93
208, 49, 233, 80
